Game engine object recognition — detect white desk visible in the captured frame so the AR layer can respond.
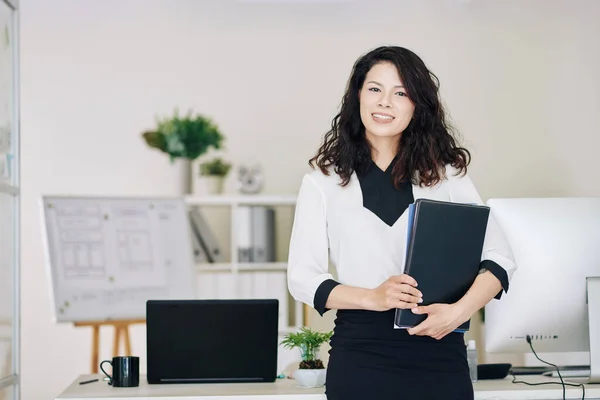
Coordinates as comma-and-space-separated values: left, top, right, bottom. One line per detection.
56, 374, 600, 400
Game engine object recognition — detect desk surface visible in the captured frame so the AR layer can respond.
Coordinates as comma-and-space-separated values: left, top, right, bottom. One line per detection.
56, 374, 600, 400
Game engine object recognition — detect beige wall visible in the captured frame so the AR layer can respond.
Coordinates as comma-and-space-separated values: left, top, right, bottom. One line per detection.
18, 0, 600, 399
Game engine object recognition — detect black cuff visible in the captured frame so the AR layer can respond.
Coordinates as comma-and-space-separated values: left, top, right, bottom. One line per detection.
313, 279, 341, 316
480, 259, 509, 299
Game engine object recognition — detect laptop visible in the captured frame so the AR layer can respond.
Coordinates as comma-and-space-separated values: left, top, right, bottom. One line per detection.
146, 299, 279, 384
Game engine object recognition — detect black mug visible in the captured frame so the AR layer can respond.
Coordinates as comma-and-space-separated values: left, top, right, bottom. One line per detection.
100, 356, 140, 387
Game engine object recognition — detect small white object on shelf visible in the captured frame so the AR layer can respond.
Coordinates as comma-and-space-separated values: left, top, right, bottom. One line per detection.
201, 175, 226, 195
236, 163, 264, 194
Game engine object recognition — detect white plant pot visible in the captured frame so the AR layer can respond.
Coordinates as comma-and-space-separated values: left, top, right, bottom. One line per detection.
294, 368, 326, 388
202, 175, 225, 195
175, 158, 193, 195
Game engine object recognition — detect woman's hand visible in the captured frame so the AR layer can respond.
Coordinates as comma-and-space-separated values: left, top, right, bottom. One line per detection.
407, 303, 470, 340
363, 274, 423, 312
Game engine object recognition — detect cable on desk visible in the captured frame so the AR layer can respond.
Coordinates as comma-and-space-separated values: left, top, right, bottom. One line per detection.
510, 335, 585, 400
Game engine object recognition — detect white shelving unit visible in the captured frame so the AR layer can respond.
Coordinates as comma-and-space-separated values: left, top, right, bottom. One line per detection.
184, 194, 303, 332
196, 262, 289, 272
185, 194, 297, 207
0, 1, 19, 399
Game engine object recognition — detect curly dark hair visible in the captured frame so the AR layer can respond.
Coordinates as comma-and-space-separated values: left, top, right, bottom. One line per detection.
309, 46, 470, 188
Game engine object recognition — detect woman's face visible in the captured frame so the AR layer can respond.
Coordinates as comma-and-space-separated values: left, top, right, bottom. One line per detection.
359, 61, 415, 142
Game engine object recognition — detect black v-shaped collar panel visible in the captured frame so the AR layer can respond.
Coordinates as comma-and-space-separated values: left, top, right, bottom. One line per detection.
356, 157, 414, 227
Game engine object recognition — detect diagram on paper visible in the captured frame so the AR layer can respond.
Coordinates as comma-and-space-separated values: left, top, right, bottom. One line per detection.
117, 231, 152, 271
108, 202, 166, 288
61, 242, 105, 278
56, 204, 106, 279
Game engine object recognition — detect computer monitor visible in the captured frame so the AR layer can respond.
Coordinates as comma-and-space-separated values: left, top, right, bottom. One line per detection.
483, 197, 600, 383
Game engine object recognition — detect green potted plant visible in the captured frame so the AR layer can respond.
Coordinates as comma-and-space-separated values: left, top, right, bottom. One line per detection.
281, 326, 333, 388
198, 157, 232, 195
142, 108, 225, 194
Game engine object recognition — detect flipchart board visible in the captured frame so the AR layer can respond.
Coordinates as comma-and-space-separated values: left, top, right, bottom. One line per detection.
40, 196, 197, 323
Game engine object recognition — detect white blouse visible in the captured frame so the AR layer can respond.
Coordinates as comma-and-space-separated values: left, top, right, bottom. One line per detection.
286, 163, 517, 315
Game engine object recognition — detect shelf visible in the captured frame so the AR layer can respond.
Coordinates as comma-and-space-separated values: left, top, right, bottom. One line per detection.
196, 262, 288, 272
278, 326, 301, 335
0, 182, 18, 196
185, 194, 297, 206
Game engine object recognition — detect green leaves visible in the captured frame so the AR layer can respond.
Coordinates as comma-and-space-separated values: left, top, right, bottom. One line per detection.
142, 109, 225, 161
199, 158, 232, 177
141, 130, 168, 153
281, 327, 333, 365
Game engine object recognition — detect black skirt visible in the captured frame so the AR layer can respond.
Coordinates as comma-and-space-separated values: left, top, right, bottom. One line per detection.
325, 309, 474, 400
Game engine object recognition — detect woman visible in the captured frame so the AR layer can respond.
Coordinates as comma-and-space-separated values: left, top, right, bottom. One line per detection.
287, 46, 517, 399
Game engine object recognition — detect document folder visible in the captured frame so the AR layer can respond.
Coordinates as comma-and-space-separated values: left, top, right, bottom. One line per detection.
394, 198, 490, 332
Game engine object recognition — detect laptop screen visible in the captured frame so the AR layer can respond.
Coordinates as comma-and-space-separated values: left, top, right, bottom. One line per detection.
146, 299, 279, 384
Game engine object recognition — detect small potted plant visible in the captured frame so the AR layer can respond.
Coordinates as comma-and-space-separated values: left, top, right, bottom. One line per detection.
281, 326, 333, 388
199, 157, 232, 195
142, 108, 225, 194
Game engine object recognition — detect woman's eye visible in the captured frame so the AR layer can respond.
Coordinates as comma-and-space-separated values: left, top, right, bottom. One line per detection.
396, 92, 407, 97
368, 87, 380, 92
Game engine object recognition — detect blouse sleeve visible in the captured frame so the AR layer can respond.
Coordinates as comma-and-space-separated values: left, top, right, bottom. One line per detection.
287, 173, 339, 315
448, 170, 517, 299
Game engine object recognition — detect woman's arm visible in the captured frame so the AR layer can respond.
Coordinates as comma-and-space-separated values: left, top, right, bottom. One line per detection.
454, 268, 503, 320
325, 285, 372, 310
449, 170, 517, 298
407, 269, 502, 339
287, 174, 334, 316
326, 274, 423, 312
287, 173, 422, 316
407, 169, 517, 339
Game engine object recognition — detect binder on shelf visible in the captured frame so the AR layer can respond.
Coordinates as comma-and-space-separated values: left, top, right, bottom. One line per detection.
251, 206, 276, 263
188, 222, 209, 264
189, 208, 224, 263
394, 198, 490, 332
236, 206, 253, 262
236, 205, 276, 263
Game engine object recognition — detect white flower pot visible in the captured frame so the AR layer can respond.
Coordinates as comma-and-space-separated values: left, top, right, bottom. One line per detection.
294, 368, 326, 388
175, 158, 193, 195
202, 175, 225, 195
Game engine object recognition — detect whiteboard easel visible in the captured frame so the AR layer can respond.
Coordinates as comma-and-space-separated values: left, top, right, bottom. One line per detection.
40, 196, 197, 371
74, 319, 145, 373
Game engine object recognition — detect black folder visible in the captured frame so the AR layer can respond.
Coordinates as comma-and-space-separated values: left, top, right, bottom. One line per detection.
394, 198, 490, 331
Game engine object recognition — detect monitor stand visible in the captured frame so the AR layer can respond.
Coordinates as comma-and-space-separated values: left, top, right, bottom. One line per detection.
587, 277, 600, 384
550, 278, 600, 382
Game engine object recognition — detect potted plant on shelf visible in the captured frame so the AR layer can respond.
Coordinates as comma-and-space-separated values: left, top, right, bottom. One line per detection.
141, 108, 225, 194
281, 326, 333, 388
199, 157, 232, 195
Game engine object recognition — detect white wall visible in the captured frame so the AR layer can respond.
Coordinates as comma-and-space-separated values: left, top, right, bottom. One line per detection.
18, 0, 600, 399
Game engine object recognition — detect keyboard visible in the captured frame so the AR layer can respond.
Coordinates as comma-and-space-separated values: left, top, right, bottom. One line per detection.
544, 369, 590, 378
511, 366, 551, 375
511, 365, 590, 376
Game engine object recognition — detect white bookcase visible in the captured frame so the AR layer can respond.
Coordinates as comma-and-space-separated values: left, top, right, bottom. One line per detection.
184, 194, 304, 334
